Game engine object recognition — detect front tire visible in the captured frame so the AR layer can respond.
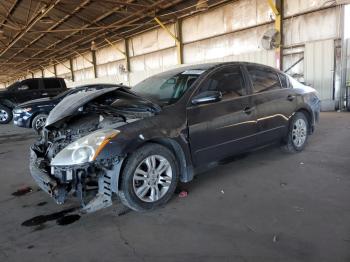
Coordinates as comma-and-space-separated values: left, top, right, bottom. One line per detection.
282, 112, 309, 153
119, 143, 179, 212
0, 105, 12, 124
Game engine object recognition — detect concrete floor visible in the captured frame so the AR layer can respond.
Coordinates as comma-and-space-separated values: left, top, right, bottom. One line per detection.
0, 112, 349, 262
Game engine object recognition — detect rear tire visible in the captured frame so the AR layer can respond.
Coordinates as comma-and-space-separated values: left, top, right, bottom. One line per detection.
32, 114, 48, 131
0, 105, 12, 124
119, 143, 179, 212
282, 112, 309, 153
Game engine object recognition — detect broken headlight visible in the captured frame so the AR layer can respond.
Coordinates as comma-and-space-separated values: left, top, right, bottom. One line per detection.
51, 129, 120, 166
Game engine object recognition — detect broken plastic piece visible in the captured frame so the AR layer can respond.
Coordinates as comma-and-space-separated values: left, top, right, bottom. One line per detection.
80, 193, 112, 214
178, 190, 188, 198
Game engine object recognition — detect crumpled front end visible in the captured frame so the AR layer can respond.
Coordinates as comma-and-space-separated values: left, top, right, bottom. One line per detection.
29, 140, 123, 213
28, 86, 157, 213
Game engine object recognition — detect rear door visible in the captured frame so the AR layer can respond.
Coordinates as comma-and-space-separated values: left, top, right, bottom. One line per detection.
187, 65, 258, 166
42, 78, 65, 97
245, 65, 297, 145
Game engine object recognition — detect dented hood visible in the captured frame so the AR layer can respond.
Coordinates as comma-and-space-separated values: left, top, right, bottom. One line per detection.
45, 87, 121, 127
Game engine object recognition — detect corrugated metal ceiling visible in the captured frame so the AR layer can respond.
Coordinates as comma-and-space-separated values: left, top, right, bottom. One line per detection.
0, 0, 231, 82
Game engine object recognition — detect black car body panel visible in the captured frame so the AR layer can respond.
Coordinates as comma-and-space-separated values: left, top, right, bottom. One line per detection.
29, 62, 320, 212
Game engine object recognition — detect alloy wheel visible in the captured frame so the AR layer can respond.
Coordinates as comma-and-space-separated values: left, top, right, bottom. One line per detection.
133, 155, 172, 203
35, 116, 47, 130
0, 109, 9, 122
292, 118, 307, 148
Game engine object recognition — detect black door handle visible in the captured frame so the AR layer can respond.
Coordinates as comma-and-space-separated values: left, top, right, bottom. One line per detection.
244, 106, 255, 114
287, 95, 296, 101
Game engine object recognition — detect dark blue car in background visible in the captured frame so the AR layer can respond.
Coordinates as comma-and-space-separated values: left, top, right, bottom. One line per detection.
13, 84, 118, 131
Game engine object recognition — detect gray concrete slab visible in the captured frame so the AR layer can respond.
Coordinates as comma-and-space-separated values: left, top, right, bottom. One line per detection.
0, 112, 349, 262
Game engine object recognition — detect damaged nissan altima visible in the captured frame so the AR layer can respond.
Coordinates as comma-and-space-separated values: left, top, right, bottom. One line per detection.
29, 62, 320, 213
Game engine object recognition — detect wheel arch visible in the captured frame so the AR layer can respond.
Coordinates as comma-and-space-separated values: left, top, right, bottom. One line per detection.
30, 112, 49, 128
295, 107, 313, 134
0, 99, 15, 109
117, 137, 194, 191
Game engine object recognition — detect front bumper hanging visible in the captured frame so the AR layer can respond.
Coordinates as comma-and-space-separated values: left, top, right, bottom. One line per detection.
29, 146, 124, 213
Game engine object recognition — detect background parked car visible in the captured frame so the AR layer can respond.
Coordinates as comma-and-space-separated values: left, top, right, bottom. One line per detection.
13, 83, 118, 131
0, 78, 67, 124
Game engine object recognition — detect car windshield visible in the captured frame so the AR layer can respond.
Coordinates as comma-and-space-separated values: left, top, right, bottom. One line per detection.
5, 82, 19, 90
132, 69, 206, 105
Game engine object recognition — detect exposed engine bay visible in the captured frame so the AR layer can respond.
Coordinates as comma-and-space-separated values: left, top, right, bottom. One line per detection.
30, 87, 159, 213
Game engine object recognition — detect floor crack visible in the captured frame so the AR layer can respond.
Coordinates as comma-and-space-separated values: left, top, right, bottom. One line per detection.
116, 222, 145, 262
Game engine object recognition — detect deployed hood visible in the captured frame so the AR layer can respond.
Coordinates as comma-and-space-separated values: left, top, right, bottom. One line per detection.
46, 87, 120, 127
45, 86, 160, 127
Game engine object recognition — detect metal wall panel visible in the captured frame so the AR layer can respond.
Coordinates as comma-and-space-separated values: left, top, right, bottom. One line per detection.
284, 8, 340, 46
285, 0, 335, 17
56, 61, 70, 75
129, 24, 176, 57
96, 42, 125, 65
72, 52, 93, 70
182, 0, 272, 44
183, 23, 274, 64
43, 66, 55, 77
74, 67, 94, 82
304, 39, 335, 101
34, 71, 42, 78
130, 47, 177, 72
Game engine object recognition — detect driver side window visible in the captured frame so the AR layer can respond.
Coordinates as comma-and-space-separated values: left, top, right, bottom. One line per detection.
198, 66, 246, 99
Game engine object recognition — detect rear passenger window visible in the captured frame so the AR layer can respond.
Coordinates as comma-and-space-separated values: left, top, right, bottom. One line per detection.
198, 66, 246, 99
43, 79, 61, 89
247, 67, 282, 93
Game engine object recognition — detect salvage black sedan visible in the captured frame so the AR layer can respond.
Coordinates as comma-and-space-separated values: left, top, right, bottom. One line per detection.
30, 62, 320, 213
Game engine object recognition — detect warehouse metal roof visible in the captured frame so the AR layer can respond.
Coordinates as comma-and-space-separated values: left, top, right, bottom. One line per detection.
0, 0, 231, 83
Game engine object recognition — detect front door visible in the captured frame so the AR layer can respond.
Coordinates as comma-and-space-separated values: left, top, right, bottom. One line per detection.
187, 65, 258, 166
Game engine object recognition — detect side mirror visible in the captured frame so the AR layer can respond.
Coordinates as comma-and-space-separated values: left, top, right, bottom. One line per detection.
191, 90, 222, 105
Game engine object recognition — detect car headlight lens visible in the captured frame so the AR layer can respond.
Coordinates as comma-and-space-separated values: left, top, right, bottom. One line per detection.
51, 129, 120, 166
14, 107, 31, 114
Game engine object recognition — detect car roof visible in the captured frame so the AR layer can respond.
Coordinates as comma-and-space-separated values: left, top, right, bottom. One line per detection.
72, 83, 120, 89
161, 62, 283, 74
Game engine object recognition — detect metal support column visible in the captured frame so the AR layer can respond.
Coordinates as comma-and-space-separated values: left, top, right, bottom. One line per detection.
53, 64, 57, 77
267, 0, 283, 70
154, 17, 183, 65
175, 19, 184, 65
69, 58, 75, 82
124, 38, 131, 72
92, 50, 98, 78
105, 38, 130, 72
